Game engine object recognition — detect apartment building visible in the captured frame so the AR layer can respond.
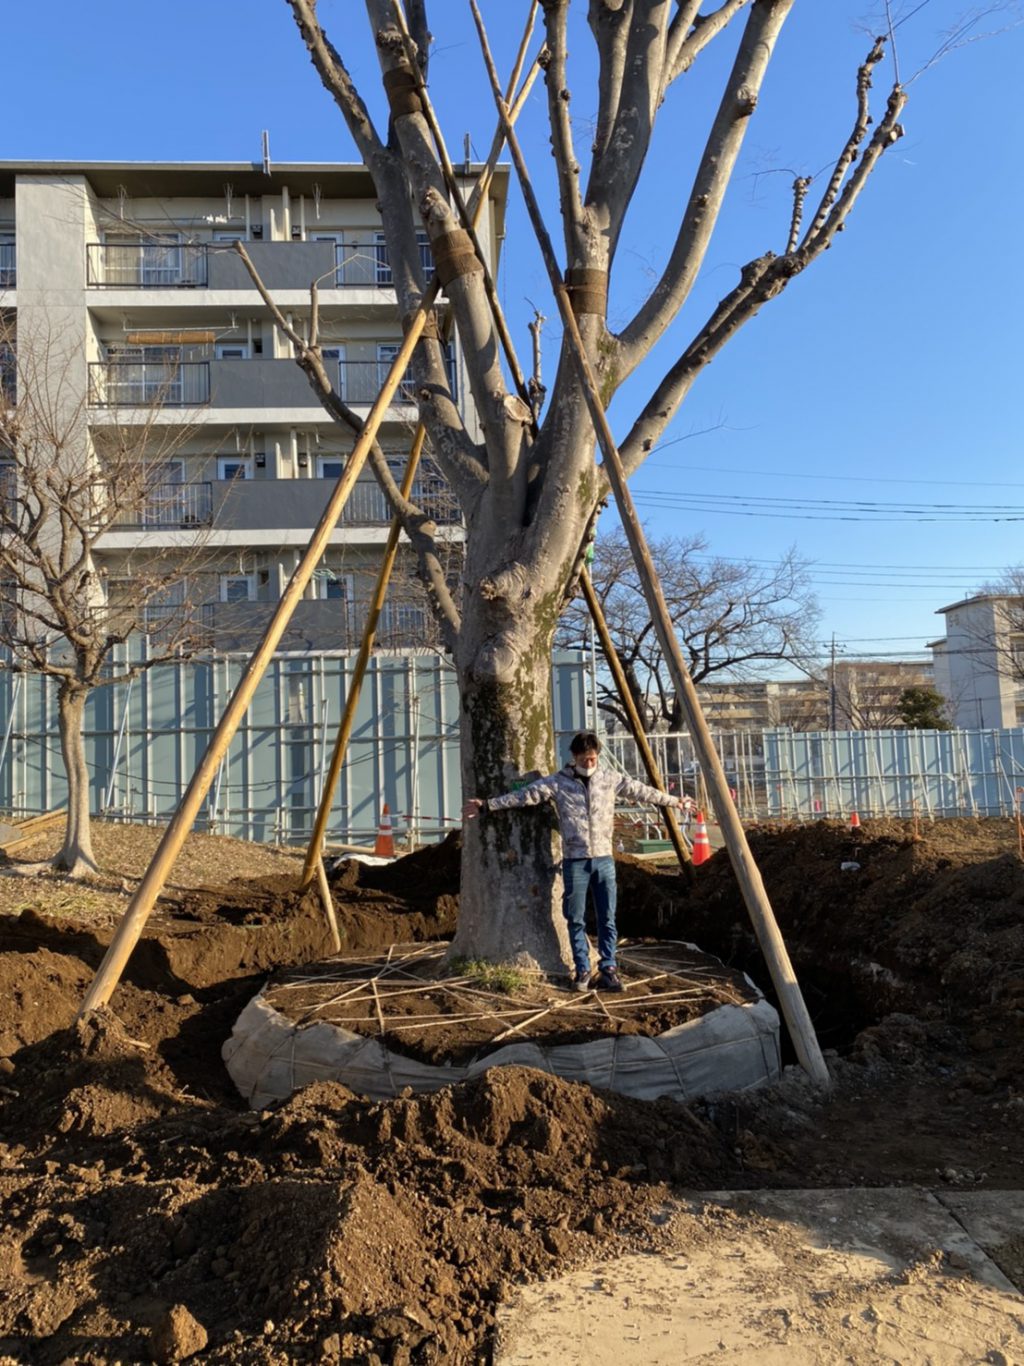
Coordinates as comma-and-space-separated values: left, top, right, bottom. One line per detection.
0, 160, 507, 652
697, 659, 935, 733
931, 594, 1024, 728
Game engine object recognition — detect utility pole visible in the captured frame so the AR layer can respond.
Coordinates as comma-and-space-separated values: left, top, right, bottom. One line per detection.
830, 633, 838, 732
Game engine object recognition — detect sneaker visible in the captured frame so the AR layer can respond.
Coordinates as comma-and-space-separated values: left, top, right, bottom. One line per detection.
595, 966, 624, 993
572, 967, 592, 993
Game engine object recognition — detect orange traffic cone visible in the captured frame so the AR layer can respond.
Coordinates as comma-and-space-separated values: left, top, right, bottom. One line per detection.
374, 802, 396, 857
692, 810, 711, 866
849, 811, 861, 831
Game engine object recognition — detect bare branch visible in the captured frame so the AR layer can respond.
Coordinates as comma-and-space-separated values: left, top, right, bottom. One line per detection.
667, 0, 753, 86
801, 36, 889, 248
541, 0, 586, 257
585, 0, 673, 265
617, 0, 794, 374
620, 38, 906, 473
786, 175, 812, 254
286, 0, 385, 166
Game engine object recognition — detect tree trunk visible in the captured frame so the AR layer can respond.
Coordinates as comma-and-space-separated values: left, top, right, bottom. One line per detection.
53, 683, 98, 876
449, 609, 572, 976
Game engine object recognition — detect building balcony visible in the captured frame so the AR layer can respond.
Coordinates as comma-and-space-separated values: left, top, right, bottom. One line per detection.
84, 239, 433, 293
212, 474, 460, 533
109, 481, 214, 529
0, 241, 14, 289
200, 597, 443, 654
87, 356, 456, 413
88, 360, 210, 408
98, 476, 460, 547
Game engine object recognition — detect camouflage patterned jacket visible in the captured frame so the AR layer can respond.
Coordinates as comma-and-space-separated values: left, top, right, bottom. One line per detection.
485, 763, 677, 860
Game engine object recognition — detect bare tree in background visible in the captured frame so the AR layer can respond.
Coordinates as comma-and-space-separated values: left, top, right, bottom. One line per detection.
559, 528, 819, 731
828, 659, 936, 730
0, 317, 214, 875
988, 569, 1024, 685
274, 0, 910, 971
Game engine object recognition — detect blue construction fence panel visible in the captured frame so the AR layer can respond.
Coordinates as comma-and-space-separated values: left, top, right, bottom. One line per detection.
0, 649, 589, 845
763, 727, 1024, 819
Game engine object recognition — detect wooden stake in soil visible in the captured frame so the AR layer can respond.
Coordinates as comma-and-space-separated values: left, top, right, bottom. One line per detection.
315, 856, 342, 954
77, 307, 433, 1017
470, 3, 830, 1089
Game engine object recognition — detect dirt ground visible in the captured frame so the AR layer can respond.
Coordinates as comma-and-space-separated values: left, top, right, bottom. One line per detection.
0, 815, 1022, 1363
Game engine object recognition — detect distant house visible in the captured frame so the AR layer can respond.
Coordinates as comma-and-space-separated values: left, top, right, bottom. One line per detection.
930, 594, 1024, 728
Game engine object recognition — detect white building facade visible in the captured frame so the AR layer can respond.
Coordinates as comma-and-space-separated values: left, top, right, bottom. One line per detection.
0, 159, 507, 652
931, 594, 1024, 729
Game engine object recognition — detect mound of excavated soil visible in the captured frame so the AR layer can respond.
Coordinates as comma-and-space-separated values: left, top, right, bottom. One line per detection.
632, 818, 1024, 1068
0, 1032, 727, 1363
0, 817, 1022, 1363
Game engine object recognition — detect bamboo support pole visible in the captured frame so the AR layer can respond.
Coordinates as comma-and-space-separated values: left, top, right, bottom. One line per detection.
315, 855, 342, 954
470, 5, 830, 1088
390, 0, 535, 416
299, 425, 427, 888
581, 568, 694, 883
298, 49, 539, 888
78, 303, 433, 1016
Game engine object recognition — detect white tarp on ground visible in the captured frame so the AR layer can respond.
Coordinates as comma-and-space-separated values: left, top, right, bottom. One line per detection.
222, 988, 781, 1110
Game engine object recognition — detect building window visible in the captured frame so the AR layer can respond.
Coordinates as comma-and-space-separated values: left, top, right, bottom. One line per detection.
321, 346, 346, 400
218, 457, 251, 481
317, 455, 346, 480
220, 573, 255, 603
317, 570, 352, 602
215, 342, 249, 360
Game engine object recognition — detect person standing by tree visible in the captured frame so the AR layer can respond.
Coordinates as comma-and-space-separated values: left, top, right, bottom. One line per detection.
463, 732, 692, 992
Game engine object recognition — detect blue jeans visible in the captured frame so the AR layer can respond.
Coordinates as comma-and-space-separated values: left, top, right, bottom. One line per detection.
562, 856, 617, 975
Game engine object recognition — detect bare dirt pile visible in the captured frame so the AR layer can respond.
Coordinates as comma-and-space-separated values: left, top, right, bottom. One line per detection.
1, 1029, 726, 1364
621, 817, 1024, 1188
0, 818, 1022, 1363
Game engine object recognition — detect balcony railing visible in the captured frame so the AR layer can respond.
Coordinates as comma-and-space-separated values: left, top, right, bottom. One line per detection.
109, 481, 213, 529
339, 477, 460, 525
0, 347, 15, 405
333, 238, 434, 287
84, 239, 437, 291
0, 242, 14, 289
88, 361, 211, 408
336, 356, 456, 404
87, 242, 208, 288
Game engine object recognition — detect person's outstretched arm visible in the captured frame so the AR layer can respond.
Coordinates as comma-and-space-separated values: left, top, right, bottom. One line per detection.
462, 774, 560, 822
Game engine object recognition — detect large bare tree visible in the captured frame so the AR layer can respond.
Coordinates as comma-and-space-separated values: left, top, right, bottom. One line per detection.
0, 319, 213, 875
278, 0, 908, 972
559, 528, 819, 731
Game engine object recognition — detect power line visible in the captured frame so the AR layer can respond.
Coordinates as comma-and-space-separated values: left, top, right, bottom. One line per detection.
633, 489, 1024, 523
643, 457, 1024, 492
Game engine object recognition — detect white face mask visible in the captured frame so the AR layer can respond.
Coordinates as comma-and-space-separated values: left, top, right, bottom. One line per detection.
573, 755, 598, 776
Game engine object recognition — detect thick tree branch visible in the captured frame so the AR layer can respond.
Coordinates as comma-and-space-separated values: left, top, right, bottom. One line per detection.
542, 0, 586, 258
619, 53, 906, 475
586, 0, 673, 263
666, 0, 752, 87
616, 0, 794, 372
286, 0, 386, 166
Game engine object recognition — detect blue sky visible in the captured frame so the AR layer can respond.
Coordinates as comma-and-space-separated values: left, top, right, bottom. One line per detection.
4, 1, 1022, 674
